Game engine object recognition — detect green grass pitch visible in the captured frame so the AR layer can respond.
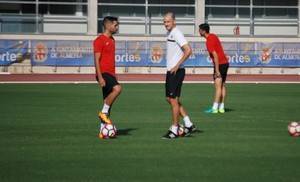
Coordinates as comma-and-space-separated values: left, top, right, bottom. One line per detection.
0, 83, 299, 182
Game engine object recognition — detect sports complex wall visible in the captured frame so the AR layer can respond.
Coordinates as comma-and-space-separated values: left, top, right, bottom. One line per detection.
0, 34, 299, 75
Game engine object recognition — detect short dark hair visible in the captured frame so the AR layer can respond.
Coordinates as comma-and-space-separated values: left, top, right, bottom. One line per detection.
164, 12, 175, 20
199, 23, 210, 33
103, 16, 118, 26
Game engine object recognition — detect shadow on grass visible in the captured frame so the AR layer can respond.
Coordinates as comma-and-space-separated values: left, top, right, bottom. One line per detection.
193, 129, 204, 134
183, 129, 204, 138
117, 128, 138, 136
225, 108, 235, 112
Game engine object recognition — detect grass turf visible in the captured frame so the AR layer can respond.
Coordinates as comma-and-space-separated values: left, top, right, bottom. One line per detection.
0, 83, 299, 182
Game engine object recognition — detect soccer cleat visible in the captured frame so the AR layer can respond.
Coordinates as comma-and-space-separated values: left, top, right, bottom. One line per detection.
184, 125, 196, 136
162, 130, 181, 139
98, 133, 104, 139
98, 112, 112, 124
205, 108, 218, 114
218, 108, 225, 113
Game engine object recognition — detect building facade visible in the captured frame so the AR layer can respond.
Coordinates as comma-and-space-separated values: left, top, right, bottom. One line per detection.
0, 0, 299, 37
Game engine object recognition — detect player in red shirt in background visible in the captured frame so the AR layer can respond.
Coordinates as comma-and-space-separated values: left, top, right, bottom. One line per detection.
93, 16, 122, 133
199, 23, 229, 114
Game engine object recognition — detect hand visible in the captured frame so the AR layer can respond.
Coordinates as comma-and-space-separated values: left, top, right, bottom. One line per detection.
99, 77, 106, 87
214, 71, 221, 79
170, 65, 179, 75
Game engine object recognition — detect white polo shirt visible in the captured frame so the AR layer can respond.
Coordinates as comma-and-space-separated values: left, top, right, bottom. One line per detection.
166, 27, 188, 71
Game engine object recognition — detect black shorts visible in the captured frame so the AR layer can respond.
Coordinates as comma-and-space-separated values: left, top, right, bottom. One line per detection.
96, 73, 119, 99
214, 63, 229, 83
165, 68, 185, 98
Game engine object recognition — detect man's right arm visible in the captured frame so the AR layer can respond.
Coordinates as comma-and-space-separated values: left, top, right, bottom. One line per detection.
94, 52, 106, 87
207, 39, 221, 79
211, 51, 221, 78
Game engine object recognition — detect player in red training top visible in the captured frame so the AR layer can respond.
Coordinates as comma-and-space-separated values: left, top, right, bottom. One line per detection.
199, 23, 229, 114
93, 16, 121, 132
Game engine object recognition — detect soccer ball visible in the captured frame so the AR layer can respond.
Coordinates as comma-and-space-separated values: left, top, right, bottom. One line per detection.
287, 122, 300, 137
99, 123, 117, 139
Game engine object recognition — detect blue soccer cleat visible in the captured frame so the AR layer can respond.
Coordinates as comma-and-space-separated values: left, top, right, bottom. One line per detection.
205, 108, 218, 114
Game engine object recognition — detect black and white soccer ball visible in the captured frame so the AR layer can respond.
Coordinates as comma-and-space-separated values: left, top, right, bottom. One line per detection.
100, 123, 117, 139
288, 121, 300, 137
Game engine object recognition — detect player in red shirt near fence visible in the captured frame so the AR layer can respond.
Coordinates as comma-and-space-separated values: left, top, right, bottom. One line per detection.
93, 16, 122, 134
199, 23, 229, 114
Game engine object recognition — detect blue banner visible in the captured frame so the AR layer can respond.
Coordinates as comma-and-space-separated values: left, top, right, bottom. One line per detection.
256, 42, 300, 67
31, 40, 94, 66
190, 42, 300, 67
115, 41, 150, 67
28, 40, 300, 67
0, 40, 29, 66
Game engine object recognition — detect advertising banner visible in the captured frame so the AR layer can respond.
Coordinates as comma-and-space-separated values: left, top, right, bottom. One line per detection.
29, 40, 300, 67
0, 40, 29, 66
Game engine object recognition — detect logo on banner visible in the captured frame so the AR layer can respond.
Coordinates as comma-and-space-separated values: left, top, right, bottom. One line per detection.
132, 42, 141, 61
150, 44, 163, 63
33, 42, 48, 62
116, 42, 142, 63
260, 47, 272, 64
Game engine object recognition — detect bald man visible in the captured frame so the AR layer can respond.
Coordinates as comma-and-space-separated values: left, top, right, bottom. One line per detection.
162, 12, 196, 139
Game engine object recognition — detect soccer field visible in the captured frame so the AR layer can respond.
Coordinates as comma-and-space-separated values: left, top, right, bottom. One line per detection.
0, 83, 299, 182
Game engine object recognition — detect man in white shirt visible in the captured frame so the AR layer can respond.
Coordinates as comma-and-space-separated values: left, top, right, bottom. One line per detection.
162, 12, 196, 139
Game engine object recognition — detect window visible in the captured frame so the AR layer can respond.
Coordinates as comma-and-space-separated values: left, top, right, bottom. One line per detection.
253, 0, 297, 6
206, 0, 250, 5
205, 0, 299, 36
148, 7, 194, 18
98, 6, 145, 17
39, 0, 87, 16
97, 0, 196, 35
0, 0, 88, 34
206, 0, 250, 18
149, 0, 194, 4
99, 0, 145, 3
253, 0, 298, 18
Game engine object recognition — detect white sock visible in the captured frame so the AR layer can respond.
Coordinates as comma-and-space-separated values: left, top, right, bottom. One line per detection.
170, 124, 179, 135
183, 116, 193, 128
212, 102, 219, 110
101, 103, 110, 114
219, 103, 225, 110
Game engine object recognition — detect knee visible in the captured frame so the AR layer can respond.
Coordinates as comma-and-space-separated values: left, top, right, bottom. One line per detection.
215, 81, 222, 89
113, 85, 122, 94
169, 98, 178, 107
